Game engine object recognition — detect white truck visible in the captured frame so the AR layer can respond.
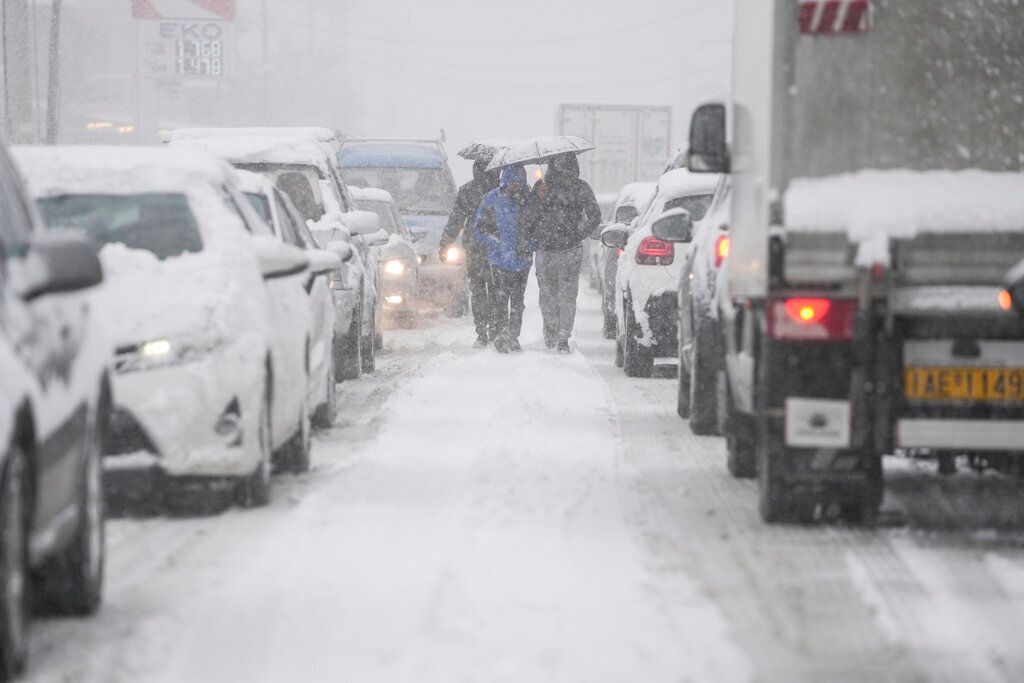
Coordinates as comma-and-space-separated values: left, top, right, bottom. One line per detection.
557, 104, 672, 194
686, 0, 1024, 524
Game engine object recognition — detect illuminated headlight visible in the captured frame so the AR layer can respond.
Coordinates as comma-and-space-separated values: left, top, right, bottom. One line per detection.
383, 259, 406, 276
140, 339, 172, 357
115, 336, 224, 374
445, 246, 463, 263
385, 295, 403, 305
416, 254, 424, 264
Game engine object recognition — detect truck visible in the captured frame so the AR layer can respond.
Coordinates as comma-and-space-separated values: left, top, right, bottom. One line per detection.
684, 0, 1024, 524
557, 104, 672, 194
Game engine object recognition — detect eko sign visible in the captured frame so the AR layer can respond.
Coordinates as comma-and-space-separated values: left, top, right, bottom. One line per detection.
133, 0, 235, 79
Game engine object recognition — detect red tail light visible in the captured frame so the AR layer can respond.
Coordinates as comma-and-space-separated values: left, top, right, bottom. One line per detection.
768, 298, 857, 340
714, 234, 730, 268
615, 247, 624, 258
636, 237, 674, 265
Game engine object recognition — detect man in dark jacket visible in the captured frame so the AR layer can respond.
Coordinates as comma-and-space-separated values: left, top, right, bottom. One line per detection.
473, 165, 535, 354
529, 153, 601, 353
439, 159, 500, 348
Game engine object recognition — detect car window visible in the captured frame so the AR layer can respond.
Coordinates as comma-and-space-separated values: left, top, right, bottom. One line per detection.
245, 192, 272, 225
665, 194, 714, 222
235, 162, 326, 223
0, 154, 33, 257
273, 195, 305, 248
344, 168, 454, 215
37, 193, 202, 259
615, 205, 638, 224
357, 199, 401, 236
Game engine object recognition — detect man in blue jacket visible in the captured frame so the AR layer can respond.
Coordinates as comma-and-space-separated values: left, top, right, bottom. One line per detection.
473, 165, 535, 354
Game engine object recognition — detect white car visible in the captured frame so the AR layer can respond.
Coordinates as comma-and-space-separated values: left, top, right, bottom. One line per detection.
168, 127, 386, 379
14, 146, 334, 509
237, 170, 342, 436
604, 169, 720, 378
599, 182, 658, 338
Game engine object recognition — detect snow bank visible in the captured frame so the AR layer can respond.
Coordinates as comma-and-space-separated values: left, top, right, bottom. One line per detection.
12, 145, 234, 197
786, 169, 1024, 265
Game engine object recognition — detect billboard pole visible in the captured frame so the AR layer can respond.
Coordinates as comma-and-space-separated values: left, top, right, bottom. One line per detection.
44, 0, 62, 144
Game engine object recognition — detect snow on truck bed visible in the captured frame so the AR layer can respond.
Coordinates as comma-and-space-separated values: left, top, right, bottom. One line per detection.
785, 169, 1024, 265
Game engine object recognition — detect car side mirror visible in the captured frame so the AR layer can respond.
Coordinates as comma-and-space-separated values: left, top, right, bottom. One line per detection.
252, 236, 309, 279
327, 240, 354, 263
589, 224, 605, 240
1003, 260, 1024, 314
601, 225, 629, 249
342, 210, 381, 236
17, 234, 103, 301
365, 229, 390, 247
686, 102, 729, 174
651, 208, 694, 243
306, 248, 342, 275
410, 229, 429, 242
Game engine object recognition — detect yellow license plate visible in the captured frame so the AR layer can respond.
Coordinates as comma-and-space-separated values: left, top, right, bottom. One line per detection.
904, 367, 1024, 401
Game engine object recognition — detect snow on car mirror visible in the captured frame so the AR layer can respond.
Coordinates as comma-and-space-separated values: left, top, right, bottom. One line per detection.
327, 240, 355, 263
342, 210, 381, 236
601, 224, 629, 249
307, 248, 342, 275
253, 236, 309, 279
651, 208, 694, 243
410, 229, 429, 242
365, 229, 390, 247
17, 234, 103, 301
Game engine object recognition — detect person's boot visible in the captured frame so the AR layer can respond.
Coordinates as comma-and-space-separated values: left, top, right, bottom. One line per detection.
494, 334, 510, 354
473, 334, 488, 349
509, 338, 522, 353
544, 336, 556, 350
556, 340, 571, 354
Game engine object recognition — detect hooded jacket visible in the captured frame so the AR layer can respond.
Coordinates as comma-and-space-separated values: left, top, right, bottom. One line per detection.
528, 153, 602, 252
473, 165, 535, 272
439, 159, 499, 258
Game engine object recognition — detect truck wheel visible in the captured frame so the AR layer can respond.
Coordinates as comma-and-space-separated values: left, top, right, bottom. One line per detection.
623, 303, 653, 378
602, 312, 617, 340
757, 421, 799, 523
36, 404, 105, 615
0, 447, 29, 680
689, 320, 720, 435
841, 455, 884, 527
336, 314, 363, 382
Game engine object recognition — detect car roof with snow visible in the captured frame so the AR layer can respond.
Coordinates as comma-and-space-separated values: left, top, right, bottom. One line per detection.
616, 182, 657, 210
11, 145, 236, 197
169, 126, 338, 144
655, 168, 720, 200
350, 187, 395, 204
234, 168, 276, 195
169, 133, 335, 173
337, 142, 447, 170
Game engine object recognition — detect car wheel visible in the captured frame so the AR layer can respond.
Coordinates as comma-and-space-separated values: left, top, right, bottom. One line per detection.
676, 341, 692, 420
0, 445, 28, 681
336, 312, 363, 382
279, 395, 311, 474
238, 384, 272, 508
361, 309, 376, 374
313, 343, 337, 429
689, 319, 720, 436
623, 301, 653, 378
36, 402, 105, 616
725, 393, 757, 479
602, 312, 617, 340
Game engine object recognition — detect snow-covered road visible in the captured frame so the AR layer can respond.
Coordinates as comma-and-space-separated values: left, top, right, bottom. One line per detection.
22, 279, 1024, 682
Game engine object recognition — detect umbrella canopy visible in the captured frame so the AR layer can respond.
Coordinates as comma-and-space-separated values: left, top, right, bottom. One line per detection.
457, 137, 522, 162
486, 135, 595, 171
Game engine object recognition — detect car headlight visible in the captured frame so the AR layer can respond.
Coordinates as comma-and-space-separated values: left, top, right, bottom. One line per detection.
383, 259, 406, 276
445, 246, 463, 264
115, 336, 224, 374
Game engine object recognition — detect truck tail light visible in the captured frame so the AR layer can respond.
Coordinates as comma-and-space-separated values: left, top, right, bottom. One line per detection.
768, 298, 857, 341
714, 234, 730, 268
636, 237, 673, 266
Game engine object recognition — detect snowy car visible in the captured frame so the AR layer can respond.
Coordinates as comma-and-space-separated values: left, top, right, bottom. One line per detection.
0, 142, 110, 677
14, 145, 333, 509
337, 139, 466, 316
669, 174, 732, 435
598, 182, 657, 339
351, 187, 421, 327
168, 128, 386, 379
585, 192, 618, 289
237, 170, 343, 432
603, 169, 719, 378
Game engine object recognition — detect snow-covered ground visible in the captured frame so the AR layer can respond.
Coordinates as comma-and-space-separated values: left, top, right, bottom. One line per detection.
22, 280, 1024, 682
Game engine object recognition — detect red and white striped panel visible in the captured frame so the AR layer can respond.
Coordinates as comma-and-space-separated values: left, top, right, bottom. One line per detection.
799, 0, 870, 34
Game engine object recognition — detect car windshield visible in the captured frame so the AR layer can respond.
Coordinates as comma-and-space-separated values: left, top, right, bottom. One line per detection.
356, 199, 401, 236
37, 193, 202, 259
344, 168, 453, 215
235, 163, 325, 223
664, 194, 713, 223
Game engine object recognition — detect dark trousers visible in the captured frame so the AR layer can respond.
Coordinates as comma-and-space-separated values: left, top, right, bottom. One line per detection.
489, 266, 530, 340
467, 252, 492, 339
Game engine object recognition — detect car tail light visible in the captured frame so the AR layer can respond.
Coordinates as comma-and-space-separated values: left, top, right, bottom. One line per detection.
636, 237, 673, 265
768, 298, 857, 341
999, 289, 1013, 311
714, 234, 730, 268
615, 247, 624, 258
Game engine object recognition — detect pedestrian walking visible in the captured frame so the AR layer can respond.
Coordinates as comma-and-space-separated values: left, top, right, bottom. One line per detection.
473, 165, 535, 354
439, 159, 500, 348
529, 153, 602, 353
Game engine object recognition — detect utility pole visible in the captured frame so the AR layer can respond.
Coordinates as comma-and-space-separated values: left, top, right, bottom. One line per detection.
3, 0, 34, 143
44, 0, 62, 144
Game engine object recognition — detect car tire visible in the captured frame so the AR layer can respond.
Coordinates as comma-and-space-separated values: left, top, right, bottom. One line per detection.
279, 396, 311, 474
238, 384, 273, 508
614, 337, 624, 368
623, 301, 653, 378
336, 310, 363, 382
726, 400, 757, 479
361, 310, 376, 374
0, 446, 29, 681
676, 342, 691, 420
35, 399, 106, 616
602, 312, 617, 340
313, 344, 337, 429
689, 319, 720, 436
